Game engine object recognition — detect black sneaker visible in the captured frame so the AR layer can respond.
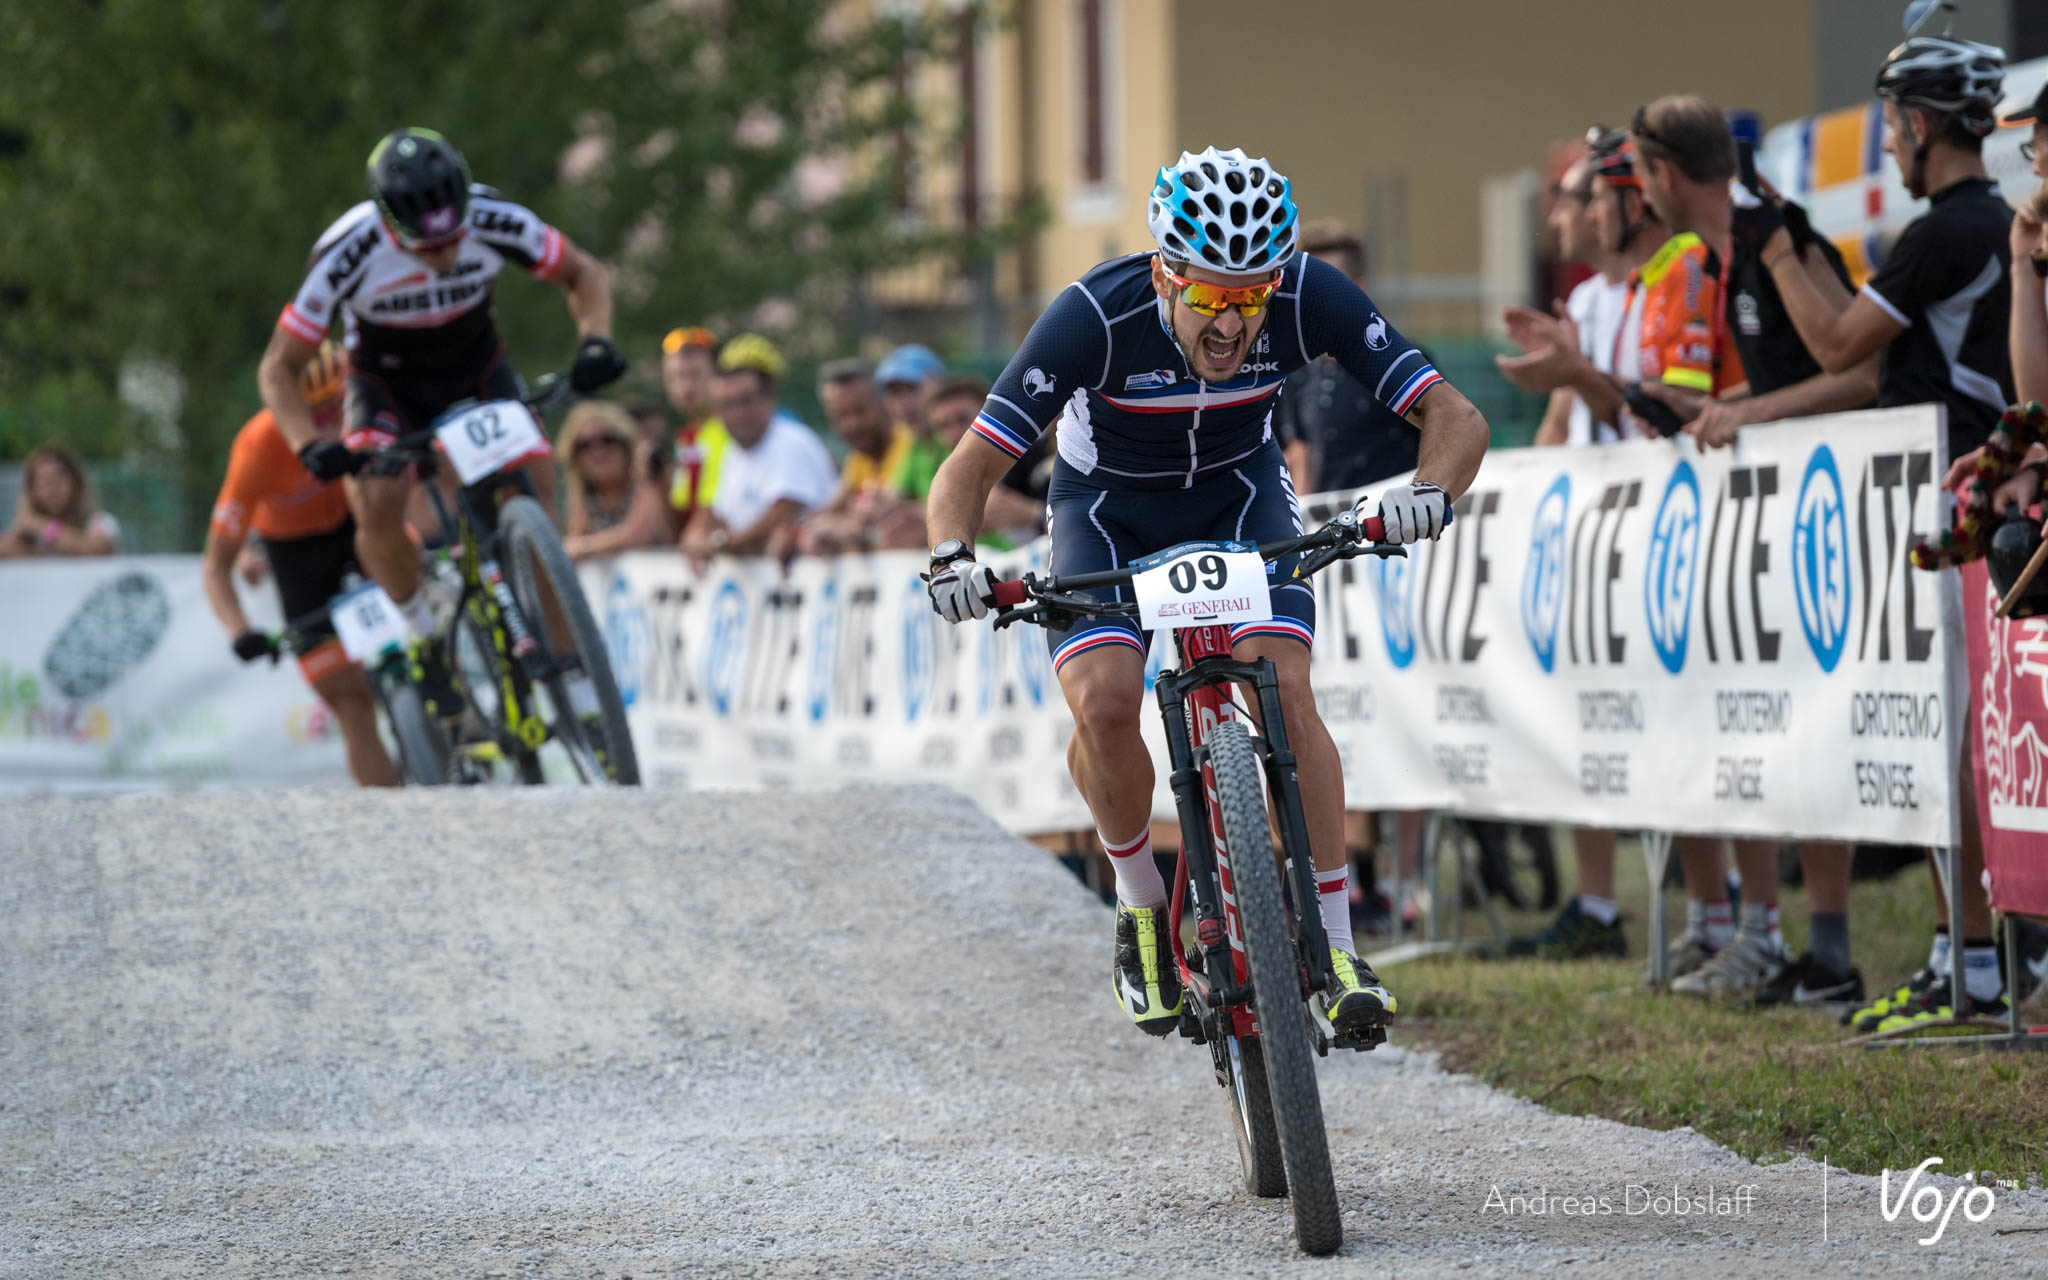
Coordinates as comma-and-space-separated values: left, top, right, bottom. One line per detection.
407, 637, 466, 723
1754, 951, 1865, 1010
1112, 904, 1183, 1037
1843, 966, 1941, 1031
1504, 899, 1627, 959
2007, 920, 2048, 1004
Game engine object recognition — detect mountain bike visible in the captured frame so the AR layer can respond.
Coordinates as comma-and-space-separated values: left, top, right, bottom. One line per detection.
272, 574, 447, 785
345, 372, 639, 786
989, 505, 1418, 1257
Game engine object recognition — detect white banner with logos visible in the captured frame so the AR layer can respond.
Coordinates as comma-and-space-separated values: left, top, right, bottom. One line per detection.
589, 405, 1964, 846
0, 558, 348, 794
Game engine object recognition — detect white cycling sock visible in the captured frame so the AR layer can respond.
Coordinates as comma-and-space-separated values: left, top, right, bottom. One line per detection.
1577, 894, 1619, 926
1739, 900, 1784, 954
1318, 866, 1353, 955
395, 590, 435, 638
1104, 829, 1166, 909
1962, 944, 2002, 1002
1928, 929, 1952, 976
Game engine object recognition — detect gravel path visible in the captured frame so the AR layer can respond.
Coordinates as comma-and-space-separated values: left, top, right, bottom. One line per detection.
3, 786, 2041, 1277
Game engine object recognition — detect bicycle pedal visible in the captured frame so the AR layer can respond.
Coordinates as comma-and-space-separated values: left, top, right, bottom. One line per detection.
1176, 1006, 1207, 1044
1338, 1025, 1389, 1053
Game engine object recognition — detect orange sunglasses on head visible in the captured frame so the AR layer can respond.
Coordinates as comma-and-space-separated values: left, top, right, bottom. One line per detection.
662, 326, 719, 355
1163, 264, 1283, 318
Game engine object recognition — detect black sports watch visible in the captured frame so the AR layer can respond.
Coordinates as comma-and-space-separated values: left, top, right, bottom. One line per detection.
929, 538, 972, 569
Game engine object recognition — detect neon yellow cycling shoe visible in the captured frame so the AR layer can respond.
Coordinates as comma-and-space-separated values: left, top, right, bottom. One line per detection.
1321, 947, 1398, 1044
1112, 904, 1183, 1037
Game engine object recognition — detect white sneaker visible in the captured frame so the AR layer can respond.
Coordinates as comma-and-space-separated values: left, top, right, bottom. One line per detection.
1670, 929, 1787, 1001
1644, 928, 1717, 986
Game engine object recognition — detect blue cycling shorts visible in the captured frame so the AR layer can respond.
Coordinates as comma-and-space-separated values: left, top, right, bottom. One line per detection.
1042, 441, 1314, 673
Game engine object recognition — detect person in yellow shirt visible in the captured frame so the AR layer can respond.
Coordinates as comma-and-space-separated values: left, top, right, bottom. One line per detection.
662, 325, 733, 532
794, 359, 922, 553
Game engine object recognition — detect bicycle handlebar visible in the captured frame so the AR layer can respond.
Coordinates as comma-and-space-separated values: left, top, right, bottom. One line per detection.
343, 368, 576, 470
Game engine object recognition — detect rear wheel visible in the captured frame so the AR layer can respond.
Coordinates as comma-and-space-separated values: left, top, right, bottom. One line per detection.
1208, 718, 1341, 1256
1226, 1034, 1288, 1198
377, 674, 448, 786
495, 495, 640, 785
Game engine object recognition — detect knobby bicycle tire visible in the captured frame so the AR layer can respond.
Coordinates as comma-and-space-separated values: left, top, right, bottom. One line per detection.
496, 496, 641, 785
1207, 718, 1341, 1256
378, 674, 448, 786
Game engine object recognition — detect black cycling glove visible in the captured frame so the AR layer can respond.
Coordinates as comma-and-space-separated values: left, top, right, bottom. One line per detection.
297, 440, 361, 482
570, 336, 628, 393
232, 631, 278, 664
1730, 197, 1786, 255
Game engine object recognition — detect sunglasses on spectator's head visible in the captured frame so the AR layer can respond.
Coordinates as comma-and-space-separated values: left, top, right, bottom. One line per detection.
1629, 105, 1683, 162
1162, 264, 1283, 318
663, 326, 718, 355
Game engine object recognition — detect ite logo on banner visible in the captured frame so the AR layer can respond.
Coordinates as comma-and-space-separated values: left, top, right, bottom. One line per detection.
902, 575, 938, 723
605, 573, 646, 708
807, 578, 840, 723
1644, 461, 1702, 674
1374, 554, 1417, 669
704, 581, 749, 716
1522, 474, 1571, 673
1792, 444, 1853, 673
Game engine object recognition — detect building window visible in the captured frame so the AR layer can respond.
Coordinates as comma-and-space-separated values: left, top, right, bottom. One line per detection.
1077, 0, 1107, 187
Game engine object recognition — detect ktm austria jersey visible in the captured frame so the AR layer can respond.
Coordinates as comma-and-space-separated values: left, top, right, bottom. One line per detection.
276, 188, 567, 372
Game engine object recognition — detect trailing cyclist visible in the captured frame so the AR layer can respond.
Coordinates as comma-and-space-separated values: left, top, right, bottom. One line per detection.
255, 127, 626, 723
924, 146, 1490, 1043
202, 341, 400, 787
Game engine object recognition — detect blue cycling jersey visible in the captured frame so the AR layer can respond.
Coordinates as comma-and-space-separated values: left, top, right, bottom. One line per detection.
973, 251, 1444, 492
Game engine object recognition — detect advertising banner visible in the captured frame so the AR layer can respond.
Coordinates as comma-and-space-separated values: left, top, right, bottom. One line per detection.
1962, 561, 2048, 918
593, 406, 1963, 846
0, 557, 347, 794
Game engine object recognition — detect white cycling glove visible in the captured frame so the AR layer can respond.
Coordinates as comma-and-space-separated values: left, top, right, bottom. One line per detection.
1370, 481, 1448, 544
928, 558, 997, 623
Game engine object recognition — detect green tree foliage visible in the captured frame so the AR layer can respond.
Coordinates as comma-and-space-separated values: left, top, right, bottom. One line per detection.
0, 0, 997, 543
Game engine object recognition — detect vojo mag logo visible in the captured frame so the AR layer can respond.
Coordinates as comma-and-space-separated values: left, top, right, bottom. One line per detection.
903, 574, 939, 722
1373, 554, 1416, 669
604, 573, 646, 708
1792, 443, 1852, 673
1643, 460, 1702, 674
1521, 474, 1570, 673
703, 580, 750, 715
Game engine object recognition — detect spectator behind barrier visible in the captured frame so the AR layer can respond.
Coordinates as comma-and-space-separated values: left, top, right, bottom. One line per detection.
879, 343, 949, 512
909, 374, 1045, 551
1768, 35, 2027, 1033
558, 400, 670, 561
0, 444, 119, 558
663, 325, 729, 537
2005, 84, 2048, 415
1501, 142, 1632, 963
1493, 129, 1670, 439
1274, 220, 1421, 497
1614, 95, 1873, 1009
797, 360, 922, 554
679, 334, 837, 569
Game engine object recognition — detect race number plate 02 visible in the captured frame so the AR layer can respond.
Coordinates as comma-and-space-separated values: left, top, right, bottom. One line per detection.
329, 582, 411, 662
435, 400, 547, 485
1130, 540, 1273, 630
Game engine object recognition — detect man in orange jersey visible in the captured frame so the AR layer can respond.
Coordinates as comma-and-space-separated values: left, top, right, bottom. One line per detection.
202, 341, 400, 786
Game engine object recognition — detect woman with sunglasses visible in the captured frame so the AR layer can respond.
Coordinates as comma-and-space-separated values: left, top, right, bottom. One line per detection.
922, 145, 1490, 1045
254, 127, 626, 722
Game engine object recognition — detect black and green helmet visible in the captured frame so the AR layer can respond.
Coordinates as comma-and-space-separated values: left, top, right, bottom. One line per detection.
366, 127, 473, 244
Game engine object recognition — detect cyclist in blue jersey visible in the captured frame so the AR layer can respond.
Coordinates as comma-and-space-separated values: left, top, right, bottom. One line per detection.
925, 147, 1489, 1041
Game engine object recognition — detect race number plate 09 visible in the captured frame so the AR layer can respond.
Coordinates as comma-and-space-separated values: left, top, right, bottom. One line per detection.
328, 581, 411, 662
435, 400, 547, 486
1130, 540, 1272, 630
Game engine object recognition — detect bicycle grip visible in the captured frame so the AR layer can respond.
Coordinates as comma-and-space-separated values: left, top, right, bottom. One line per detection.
991, 579, 1027, 608
1358, 506, 1451, 544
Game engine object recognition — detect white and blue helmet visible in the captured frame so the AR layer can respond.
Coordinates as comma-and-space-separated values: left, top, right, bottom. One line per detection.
1146, 147, 1299, 274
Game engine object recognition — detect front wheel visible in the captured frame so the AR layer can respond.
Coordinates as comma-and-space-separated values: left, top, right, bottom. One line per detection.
495, 495, 640, 785
1208, 718, 1341, 1256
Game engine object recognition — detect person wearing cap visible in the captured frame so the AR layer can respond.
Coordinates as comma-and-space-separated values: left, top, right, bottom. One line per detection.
876, 343, 946, 434
678, 333, 837, 567
1494, 129, 1671, 439
660, 326, 731, 535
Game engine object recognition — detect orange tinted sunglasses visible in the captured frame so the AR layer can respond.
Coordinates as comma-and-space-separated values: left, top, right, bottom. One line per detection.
1164, 265, 1283, 318
662, 326, 718, 355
